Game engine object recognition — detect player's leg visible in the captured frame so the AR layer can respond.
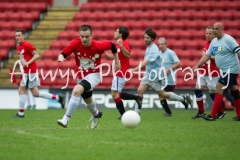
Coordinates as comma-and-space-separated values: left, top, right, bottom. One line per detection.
57, 83, 85, 128
134, 78, 149, 114
111, 76, 126, 119
29, 90, 36, 110
152, 81, 192, 110
192, 76, 206, 119
29, 73, 65, 108
223, 89, 234, 107
227, 74, 240, 121
25, 90, 32, 110
202, 73, 237, 121
13, 74, 28, 118
206, 76, 226, 119
160, 85, 175, 117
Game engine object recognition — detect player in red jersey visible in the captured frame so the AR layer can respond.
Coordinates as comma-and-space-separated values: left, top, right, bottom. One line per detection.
104, 26, 142, 120
13, 29, 64, 118
57, 24, 121, 129
192, 26, 230, 119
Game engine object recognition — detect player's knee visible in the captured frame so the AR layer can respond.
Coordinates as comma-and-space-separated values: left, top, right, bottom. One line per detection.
230, 90, 240, 99
194, 89, 203, 98
111, 90, 119, 99
31, 91, 38, 97
79, 80, 91, 92
82, 91, 92, 99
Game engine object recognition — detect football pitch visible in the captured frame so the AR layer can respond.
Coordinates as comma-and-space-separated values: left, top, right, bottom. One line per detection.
0, 109, 239, 160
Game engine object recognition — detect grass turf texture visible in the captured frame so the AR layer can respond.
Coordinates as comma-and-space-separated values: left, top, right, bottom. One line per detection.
0, 109, 239, 160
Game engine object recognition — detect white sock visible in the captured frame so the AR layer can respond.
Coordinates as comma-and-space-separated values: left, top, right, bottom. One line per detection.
86, 100, 98, 116
25, 92, 31, 106
39, 92, 59, 101
29, 91, 36, 106
134, 102, 140, 114
65, 96, 80, 120
169, 92, 184, 101
18, 94, 27, 115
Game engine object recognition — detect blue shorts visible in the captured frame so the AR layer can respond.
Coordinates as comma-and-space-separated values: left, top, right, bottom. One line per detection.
218, 73, 238, 88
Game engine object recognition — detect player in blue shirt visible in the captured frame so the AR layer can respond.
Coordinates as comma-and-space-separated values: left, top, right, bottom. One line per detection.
131, 28, 192, 114
193, 22, 240, 121
157, 37, 181, 117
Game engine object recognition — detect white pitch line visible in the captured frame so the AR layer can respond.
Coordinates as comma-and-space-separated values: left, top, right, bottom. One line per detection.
16, 130, 69, 140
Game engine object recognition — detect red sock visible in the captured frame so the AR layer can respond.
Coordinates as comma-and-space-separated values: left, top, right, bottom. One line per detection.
196, 99, 205, 113
19, 109, 24, 113
218, 106, 224, 114
52, 95, 56, 100
211, 94, 224, 118
234, 99, 240, 118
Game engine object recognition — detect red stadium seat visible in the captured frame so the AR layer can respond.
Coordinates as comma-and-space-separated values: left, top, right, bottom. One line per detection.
118, 2, 132, 11
99, 12, 112, 21
168, 40, 185, 50
150, 10, 166, 20
58, 31, 69, 40
0, 49, 8, 59
0, 12, 8, 21
105, 3, 120, 11
158, 1, 172, 10
185, 1, 199, 10
136, 11, 152, 20
204, 10, 219, 20
4, 3, 17, 12
170, 1, 186, 10
191, 10, 206, 20
178, 30, 193, 39
123, 11, 137, 21
184, 40, 201, 50
66, 22, 77, 30
163, 10, 179, 20
81, 3, 93, 12
142, 2, 158, 11
50, 40, 62, 50
176, 10, 192, 20
0, 21, 13, 30
170, 20, 185, 30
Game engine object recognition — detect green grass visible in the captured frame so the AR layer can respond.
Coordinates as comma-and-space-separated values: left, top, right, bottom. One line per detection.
0, 109, 240, 160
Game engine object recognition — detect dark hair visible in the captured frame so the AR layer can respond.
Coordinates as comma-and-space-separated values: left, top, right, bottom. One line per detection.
118, 26, 129, 40
16, 29, 25, 35
145, 28, 157, 41
80, 24, 92, 34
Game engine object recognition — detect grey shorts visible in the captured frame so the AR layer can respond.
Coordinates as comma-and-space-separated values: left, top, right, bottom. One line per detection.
20, 73, 40, 88
140, 77, 163, 91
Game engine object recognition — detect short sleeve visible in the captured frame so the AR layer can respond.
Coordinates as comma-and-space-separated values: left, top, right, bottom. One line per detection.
206, 42, 213, 56
227, 36, 239, 53
145, 50, 159, 62
26, 43, 35, 54
171, 51, 180, 63
62, 39, 79, 56
96, 40, 112, 52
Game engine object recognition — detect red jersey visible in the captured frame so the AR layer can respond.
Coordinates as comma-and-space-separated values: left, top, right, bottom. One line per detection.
17, 41, 37, 74
200, 41, 219, 76
63, 38, 112, 79
115, 40, 130, 78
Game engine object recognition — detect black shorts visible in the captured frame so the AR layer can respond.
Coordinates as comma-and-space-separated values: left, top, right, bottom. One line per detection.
218, 73, 238, 88
164, 85, 175, 92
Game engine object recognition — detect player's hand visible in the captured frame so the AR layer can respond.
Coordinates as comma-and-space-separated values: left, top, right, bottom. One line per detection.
116, 39, 123, 47
165, 68, 171, 75
21, 61, 29, 67
192, 66, 198, 71
58, 54, 65, 62
115, 61, 121, 71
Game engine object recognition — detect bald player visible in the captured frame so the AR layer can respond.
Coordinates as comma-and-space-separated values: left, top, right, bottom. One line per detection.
193, 22, 240, 121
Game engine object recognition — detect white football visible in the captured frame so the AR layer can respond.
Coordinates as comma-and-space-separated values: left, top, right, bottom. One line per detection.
121, 110, 141, 129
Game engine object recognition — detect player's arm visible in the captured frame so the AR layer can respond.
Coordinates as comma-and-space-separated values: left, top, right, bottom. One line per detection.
58, 39, 78, 62
104, 51, 114, 60
193, 54, 210, 70
131, 60, 148, 72
110, 42, 121, 70
22, 50, 40, 67
202, 51, 215, 60
168, 61, 181, 70
117, 39, 130, 58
